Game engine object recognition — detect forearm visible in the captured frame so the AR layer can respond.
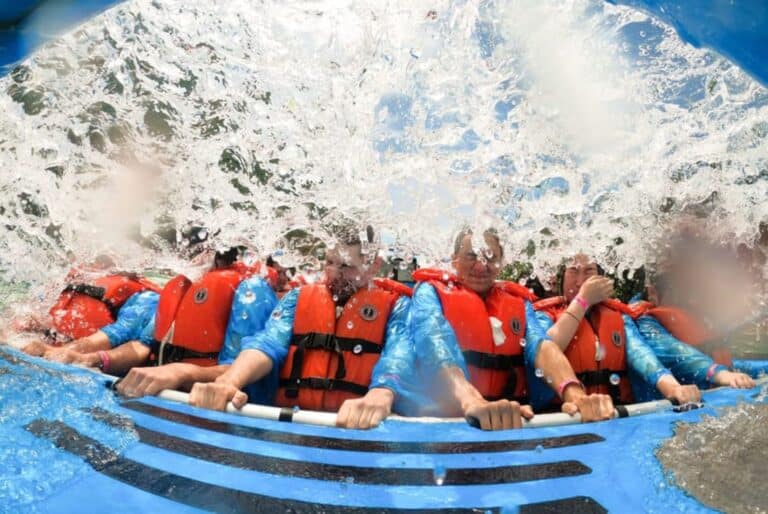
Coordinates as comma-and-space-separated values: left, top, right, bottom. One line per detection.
214, 349, 273, 389
534, 340, 578, 391
163, 363, 231, 391
80, 341, 151, 375
545, 303, 586, 351
69, 331, 111, 353
655, 374, 681, 399
437, 366, 485, 417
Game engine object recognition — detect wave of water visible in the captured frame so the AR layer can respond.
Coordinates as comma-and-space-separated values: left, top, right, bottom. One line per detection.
0, 0, 766, 290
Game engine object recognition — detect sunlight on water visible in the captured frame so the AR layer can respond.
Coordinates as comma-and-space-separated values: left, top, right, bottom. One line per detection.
0, 0, 766, 292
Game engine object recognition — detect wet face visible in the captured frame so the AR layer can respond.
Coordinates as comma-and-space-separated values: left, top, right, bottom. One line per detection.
324, 243, 373, 304
562, 254, 599, 303
452, 234, 503, 297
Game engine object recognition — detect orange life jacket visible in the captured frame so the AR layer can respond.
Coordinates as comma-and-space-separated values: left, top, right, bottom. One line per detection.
274, 279, 406, 412
48, 273, 162, 341
152, 263, 262, 366
534, 296, 634, 404
412, 269, 537, 402
632, 302, 732, 367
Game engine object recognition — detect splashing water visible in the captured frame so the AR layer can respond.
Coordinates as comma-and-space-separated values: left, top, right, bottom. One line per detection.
0, 0, 766, 292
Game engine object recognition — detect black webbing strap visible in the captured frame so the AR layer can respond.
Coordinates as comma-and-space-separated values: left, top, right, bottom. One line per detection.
61, 283, 121, 318
279, 377, 369, 397
463, 350, 524, 370
150, 342, 219, 365
284, 333, 381, 399
577, 369, 628, 405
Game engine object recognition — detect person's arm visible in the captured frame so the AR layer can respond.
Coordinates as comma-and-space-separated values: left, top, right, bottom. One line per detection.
526, 302, 614, 422
73, 341, 151, 375
100, 291, 160, 348
43, 331, 111, 360
410, 285, 531, 430
188, 349, 275, 410
337, 296, 412, 429
545, 276, 613, 351
636, 316, 754, 389
188, 289, 298, 411
117, 363, 230, 397
624, 315, 700, 404
218, 277, 278, 365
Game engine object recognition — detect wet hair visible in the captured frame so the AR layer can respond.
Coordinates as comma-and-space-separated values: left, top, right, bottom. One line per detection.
453, 226, 504, 257
214, 245, 247, 268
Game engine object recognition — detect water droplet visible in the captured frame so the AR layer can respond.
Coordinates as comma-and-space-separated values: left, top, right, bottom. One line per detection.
534, 368, 544, 378
535, 444, 544, 453
293, 405, 301, 413
242, 290, 256, 304
519, 338, 526, 347
433, 464, 447, 486
240, 311, 248, 320
332, 294, 339, 302
271, 309, 282, 319
345, 476, 355, 484
609, 373, 621, 386
346, 320, 354, 329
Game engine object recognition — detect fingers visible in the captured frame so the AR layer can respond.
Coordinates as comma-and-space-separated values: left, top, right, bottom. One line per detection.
520, 404, 534, 420
499, 401, 514, 430
369, 408, 387, 429
734, 373, 755, 389
571, 394, 613, 423
598, 394, 614, 419
561, 402, 579, 416
231, 390, 249, 409
336, 401, 350, 428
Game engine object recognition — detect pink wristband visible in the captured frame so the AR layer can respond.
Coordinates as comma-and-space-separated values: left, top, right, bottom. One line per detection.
705, 364, 719, 382
98, 351, 110, 372
573, 295, 589, 310
557, 379, 584, 400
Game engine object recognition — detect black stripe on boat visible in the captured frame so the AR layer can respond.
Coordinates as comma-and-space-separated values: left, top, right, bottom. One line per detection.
25, 419, 605, 514
120, 400, 604, 453
135, 424, 591, 485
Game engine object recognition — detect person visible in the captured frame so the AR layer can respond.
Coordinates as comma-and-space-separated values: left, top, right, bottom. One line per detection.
632, 273, 754, 390
527, 254, 701, 408
409, 228, 614, 430
20, 264, 162, 358
111, 245, 278, 391
55, 244, 274, 377
185, 224, 416, 430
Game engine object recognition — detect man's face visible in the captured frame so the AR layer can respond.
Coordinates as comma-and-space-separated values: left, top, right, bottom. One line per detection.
452, 234, 503, 296
324, 243, 371, 303
562, 253, 599, 303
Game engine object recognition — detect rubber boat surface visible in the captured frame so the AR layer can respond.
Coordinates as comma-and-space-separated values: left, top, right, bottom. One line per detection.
1, 346, 765, 513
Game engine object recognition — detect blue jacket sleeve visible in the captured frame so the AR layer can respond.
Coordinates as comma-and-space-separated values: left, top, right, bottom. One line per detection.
523, 302, 558, 410
240, 288, 297, 367
410, 283, 469, 379
625, 314, 673, 401
218, 277, 278, 365
635, 316, 726, 388
100, 291, 160, 347
368, 296, 433, 415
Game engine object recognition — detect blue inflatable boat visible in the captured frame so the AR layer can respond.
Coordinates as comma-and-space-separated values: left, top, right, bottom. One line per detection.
1, 346, 766, 513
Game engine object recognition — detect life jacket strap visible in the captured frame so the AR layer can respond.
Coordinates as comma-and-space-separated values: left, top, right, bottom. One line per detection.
284, 333, 383, 399
279, 377, 369, 397
463, 350, 524, 370
150, 341, 219, 365
62, 283, 121, 319
576, 369, 628, 405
